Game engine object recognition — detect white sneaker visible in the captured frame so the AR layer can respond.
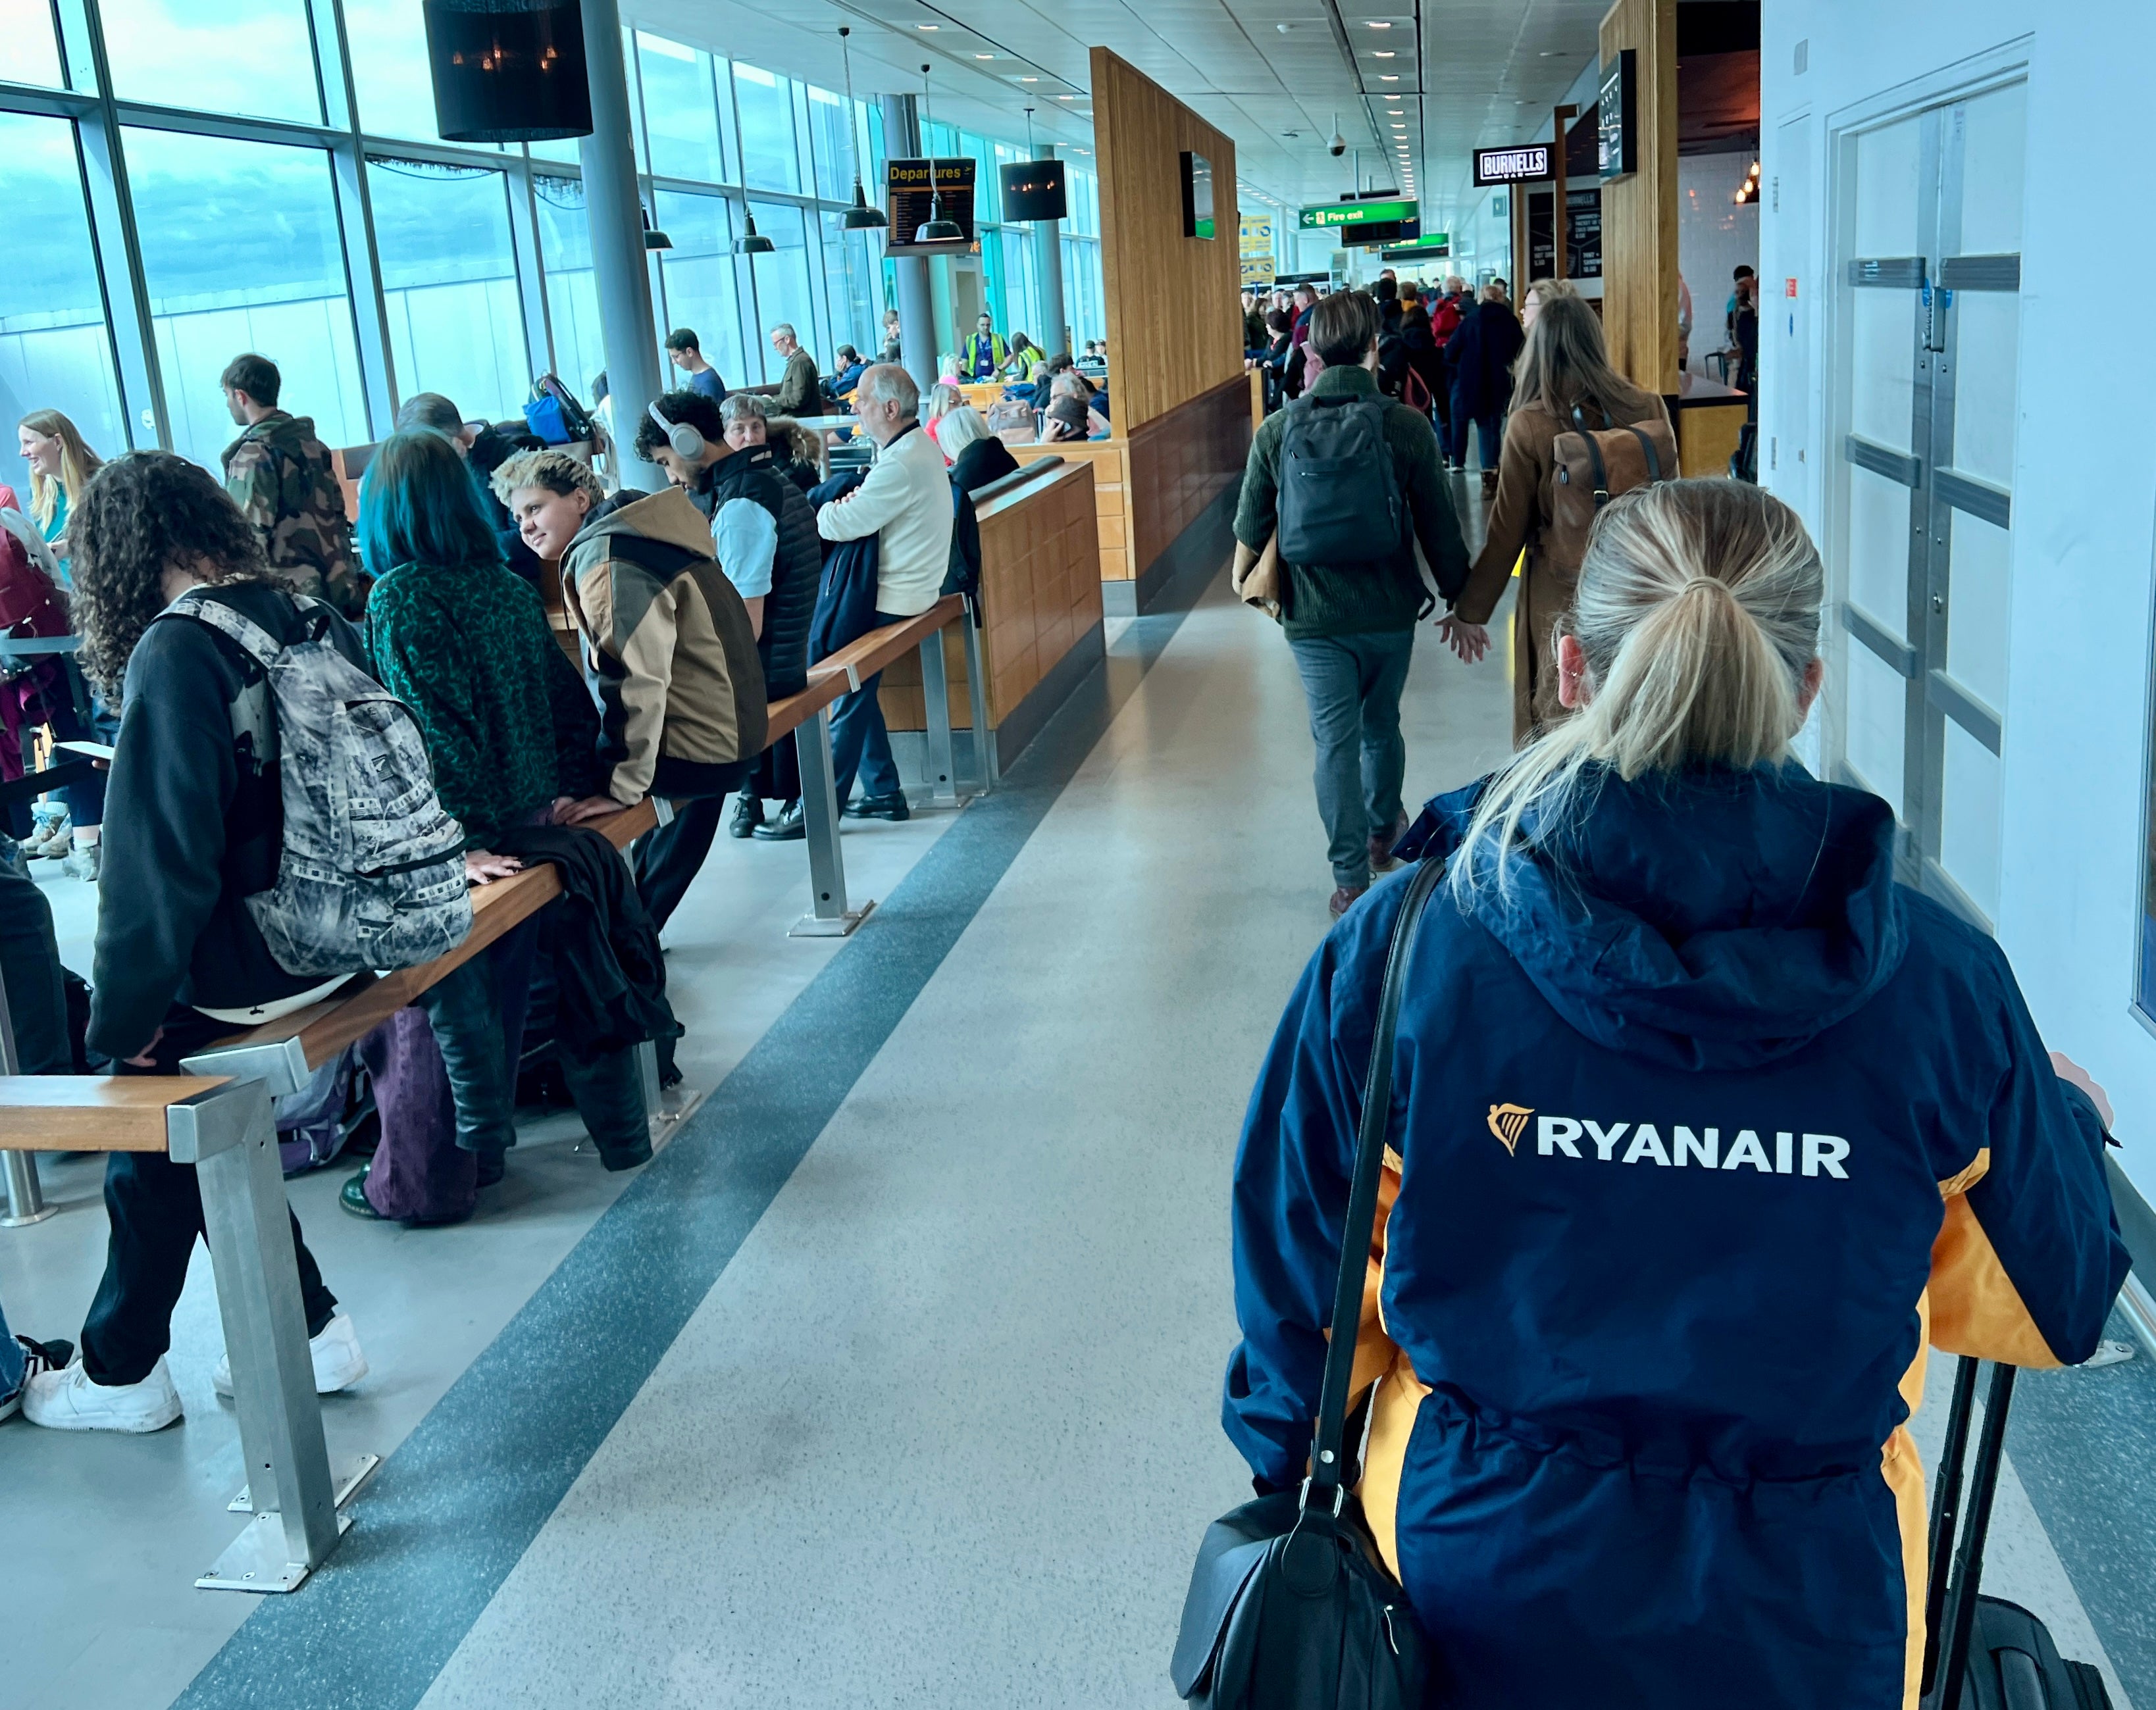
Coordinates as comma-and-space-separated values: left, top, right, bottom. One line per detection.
0, 1336, 70, 1422
212, 1309, 368, 1397
22, 1357, 184, 1432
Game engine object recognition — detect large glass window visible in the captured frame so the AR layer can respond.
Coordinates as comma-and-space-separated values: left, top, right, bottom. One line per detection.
1, 0, 65, 88
128, 128, 365, 466
367, 159, 528, 422
733, 63, 799, 194
532, 176, 607, 399
744, 199, 813, 378
819, 214, 881, 362
0, 114, 126, 496
806, 86, 856, 203
343, 0, 449, 143
654, 189, 746, 392
636, 32, 727, 184
101, 0, 322, 126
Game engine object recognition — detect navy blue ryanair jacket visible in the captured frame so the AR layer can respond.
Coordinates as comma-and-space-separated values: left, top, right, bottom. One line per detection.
1223, 765, 2127, 1710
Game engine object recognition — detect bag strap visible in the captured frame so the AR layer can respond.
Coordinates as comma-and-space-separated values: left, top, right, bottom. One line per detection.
1303, 854, 1449, 1515
161, 587, 285, 671
1629, 424, 1664, 484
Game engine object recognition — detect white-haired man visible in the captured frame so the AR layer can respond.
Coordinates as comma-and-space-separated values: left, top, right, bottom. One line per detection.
813, 363, 954, 820
768, 323, 819, 415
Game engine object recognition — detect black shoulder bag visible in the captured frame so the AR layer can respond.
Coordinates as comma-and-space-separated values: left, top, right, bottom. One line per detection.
1172, 855, 1446, 1709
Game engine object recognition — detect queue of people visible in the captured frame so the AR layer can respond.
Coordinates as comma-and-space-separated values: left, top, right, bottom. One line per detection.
0, 335, 973, 1430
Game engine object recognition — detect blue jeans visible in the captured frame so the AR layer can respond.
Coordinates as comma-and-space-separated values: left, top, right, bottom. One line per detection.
829, 666, 902, 805
1287, 629, 1416, 888
1447, 390, 1502, 471
0, 1295, 20, 1399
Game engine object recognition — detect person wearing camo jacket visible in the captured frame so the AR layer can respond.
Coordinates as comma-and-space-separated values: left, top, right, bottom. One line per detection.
218, 352, 369, 616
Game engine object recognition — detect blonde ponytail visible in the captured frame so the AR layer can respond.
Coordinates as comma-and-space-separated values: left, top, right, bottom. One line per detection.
1454, 478, 1824, 898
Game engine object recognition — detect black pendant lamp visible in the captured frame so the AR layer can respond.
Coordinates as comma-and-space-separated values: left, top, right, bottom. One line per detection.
915, 63, 963, 243
837, 27, 887, 231
735, 211, 775, 255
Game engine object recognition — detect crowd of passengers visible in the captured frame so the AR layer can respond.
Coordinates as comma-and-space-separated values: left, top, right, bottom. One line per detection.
0, 330, 991, 1432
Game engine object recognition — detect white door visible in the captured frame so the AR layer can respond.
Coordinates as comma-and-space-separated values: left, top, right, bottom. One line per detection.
1828, 82, 2026, 927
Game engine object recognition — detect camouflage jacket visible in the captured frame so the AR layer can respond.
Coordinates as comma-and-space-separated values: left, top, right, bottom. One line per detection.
220, 412, 369, 616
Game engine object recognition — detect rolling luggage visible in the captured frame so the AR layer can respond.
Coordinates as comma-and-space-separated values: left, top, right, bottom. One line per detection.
1922, 1357, 2112, 1710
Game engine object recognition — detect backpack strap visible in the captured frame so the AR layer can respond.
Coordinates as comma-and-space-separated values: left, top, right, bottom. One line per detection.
160, 586, 286, 670
1628, 424, 1664, 484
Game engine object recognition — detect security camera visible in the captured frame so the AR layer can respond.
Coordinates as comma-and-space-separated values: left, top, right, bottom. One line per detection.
1329, 132, 1347, 157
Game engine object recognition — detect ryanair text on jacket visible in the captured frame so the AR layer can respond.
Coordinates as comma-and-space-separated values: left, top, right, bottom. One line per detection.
1489, 1107, 1852, 1178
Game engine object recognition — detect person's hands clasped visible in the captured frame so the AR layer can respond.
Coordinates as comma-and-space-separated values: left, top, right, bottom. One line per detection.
464, 849, 523, 886
1439, 615, 1491, 664
554, 793, 637, 826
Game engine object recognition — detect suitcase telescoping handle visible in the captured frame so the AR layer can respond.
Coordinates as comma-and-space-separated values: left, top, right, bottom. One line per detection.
1921, 1356, 2018, 1710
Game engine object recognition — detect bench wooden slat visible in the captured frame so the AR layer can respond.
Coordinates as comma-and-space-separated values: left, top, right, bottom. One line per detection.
0, 1076, 236, 1153
207, 801, 657, 1072
806, 595, 967, 690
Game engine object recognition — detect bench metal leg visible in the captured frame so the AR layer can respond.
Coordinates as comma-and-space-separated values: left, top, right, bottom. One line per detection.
171, 1080, 376, 1592
918, 632, 961, 807
1, 1151, 53, 1226
789, 705, 873, 938
634, 1036, 704, 1150
962, 606, 999, 795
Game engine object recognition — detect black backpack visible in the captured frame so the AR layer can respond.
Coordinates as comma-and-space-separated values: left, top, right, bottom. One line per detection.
1275, 395, 1404, 565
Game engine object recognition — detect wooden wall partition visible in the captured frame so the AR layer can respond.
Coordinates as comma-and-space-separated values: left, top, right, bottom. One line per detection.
1597, 0, 1681, 394
1089, 47, 1244, 434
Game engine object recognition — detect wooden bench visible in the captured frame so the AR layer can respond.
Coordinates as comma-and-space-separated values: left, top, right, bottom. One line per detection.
0, 1074, 376, 1593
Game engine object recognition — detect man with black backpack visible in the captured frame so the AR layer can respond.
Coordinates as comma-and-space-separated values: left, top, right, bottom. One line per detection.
1231, 289, 1472, 918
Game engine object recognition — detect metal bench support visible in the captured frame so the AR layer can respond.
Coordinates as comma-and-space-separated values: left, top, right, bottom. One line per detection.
918, 632, 961, 807
962, 603, 999, 794
173, 1079, 376, 1592
790, 705, 873, 938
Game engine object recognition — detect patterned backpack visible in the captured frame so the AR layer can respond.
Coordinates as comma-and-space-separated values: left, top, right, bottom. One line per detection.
163, 589, 473, 978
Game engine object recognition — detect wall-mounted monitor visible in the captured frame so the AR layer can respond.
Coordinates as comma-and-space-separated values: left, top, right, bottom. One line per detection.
1598, 49, 1638, 180
1000, 159, 1067, 222
884, 157, 978, 255
1182, 151, 1216, 239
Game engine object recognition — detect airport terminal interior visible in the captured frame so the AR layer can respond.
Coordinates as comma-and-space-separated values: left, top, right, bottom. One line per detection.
2, 1, 2155, 1706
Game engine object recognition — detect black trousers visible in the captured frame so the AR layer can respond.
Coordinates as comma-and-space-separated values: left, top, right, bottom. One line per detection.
631, 756, 749, 933
80, 1004, 337, 1386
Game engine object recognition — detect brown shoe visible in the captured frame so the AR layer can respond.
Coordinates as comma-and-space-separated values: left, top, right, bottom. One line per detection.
1480, 468, 1499, 500
1329, 884, 1370, 919
1368, 815, 1409, 874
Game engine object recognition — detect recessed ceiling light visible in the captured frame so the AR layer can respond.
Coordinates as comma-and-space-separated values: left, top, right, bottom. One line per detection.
1366, 18, 1391, 25
1019, 76, 1038, 81
975, 53, 993, 59
1373, 50, 1395, 58
917, 21, 937, 27
1058, 93, 1075, 99
1379, 74, 1399, 81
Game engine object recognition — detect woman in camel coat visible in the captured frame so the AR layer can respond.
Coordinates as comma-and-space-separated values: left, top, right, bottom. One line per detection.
1445, 282, 1673, 743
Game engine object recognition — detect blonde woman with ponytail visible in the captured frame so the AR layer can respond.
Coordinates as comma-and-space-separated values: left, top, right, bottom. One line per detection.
1223, 479, 2126, 1710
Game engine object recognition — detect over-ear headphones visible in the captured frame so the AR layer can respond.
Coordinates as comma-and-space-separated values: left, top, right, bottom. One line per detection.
648, 400, 706, 459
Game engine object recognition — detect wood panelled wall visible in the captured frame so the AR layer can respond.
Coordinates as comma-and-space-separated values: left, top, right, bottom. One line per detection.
1090, 47, 1244, 434
1597, 0, 1681, 394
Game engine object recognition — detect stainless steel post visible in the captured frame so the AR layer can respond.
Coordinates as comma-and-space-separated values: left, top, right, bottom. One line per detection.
919, 632, 960, 805
578, 0, 668, 491
962, 600, 1000, 792
0, 943, 52, 1226
175, 1081, 372, 1591
789, 705, 872, 937
1035, 144, 1070, 359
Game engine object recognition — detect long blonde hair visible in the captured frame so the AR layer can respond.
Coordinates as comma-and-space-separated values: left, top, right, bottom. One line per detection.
1510, 291, 1633, 423
1454, 479, 1824, 899
17, 409, 103, 532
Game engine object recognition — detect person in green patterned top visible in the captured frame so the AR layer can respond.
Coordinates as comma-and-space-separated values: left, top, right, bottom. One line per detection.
348, 428, 603, 1217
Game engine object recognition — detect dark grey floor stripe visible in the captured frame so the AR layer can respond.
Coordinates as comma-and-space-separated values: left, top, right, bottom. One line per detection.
2005, 1307, 2156, 1703
171, 591, 1214, 1710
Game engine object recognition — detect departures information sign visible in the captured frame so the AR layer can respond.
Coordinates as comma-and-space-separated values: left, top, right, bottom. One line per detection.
1472, 144, 1551, 187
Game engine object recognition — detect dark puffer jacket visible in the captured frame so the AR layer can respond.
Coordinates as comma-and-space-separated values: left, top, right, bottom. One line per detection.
707, 445, 821, 700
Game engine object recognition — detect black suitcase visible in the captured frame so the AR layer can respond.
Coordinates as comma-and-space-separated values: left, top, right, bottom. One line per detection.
1921, 1357, 2113, 1710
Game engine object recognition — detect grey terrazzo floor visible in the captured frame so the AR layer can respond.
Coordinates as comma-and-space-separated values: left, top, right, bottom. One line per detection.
2, 524, 2148, 1708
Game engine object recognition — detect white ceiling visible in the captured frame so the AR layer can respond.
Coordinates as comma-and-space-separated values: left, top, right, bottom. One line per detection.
627, 0, 1608, 234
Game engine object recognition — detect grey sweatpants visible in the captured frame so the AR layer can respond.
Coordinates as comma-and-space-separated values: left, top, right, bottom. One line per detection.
1287, 628, 1415, 889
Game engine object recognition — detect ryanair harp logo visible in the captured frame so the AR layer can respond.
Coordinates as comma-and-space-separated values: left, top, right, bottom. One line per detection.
1487, 1103, 1534, 1155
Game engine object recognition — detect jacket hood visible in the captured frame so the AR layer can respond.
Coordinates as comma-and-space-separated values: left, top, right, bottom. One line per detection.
1396, 765, 1906, 1070
571, 484, 717, 559
224, 411, 317, 463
